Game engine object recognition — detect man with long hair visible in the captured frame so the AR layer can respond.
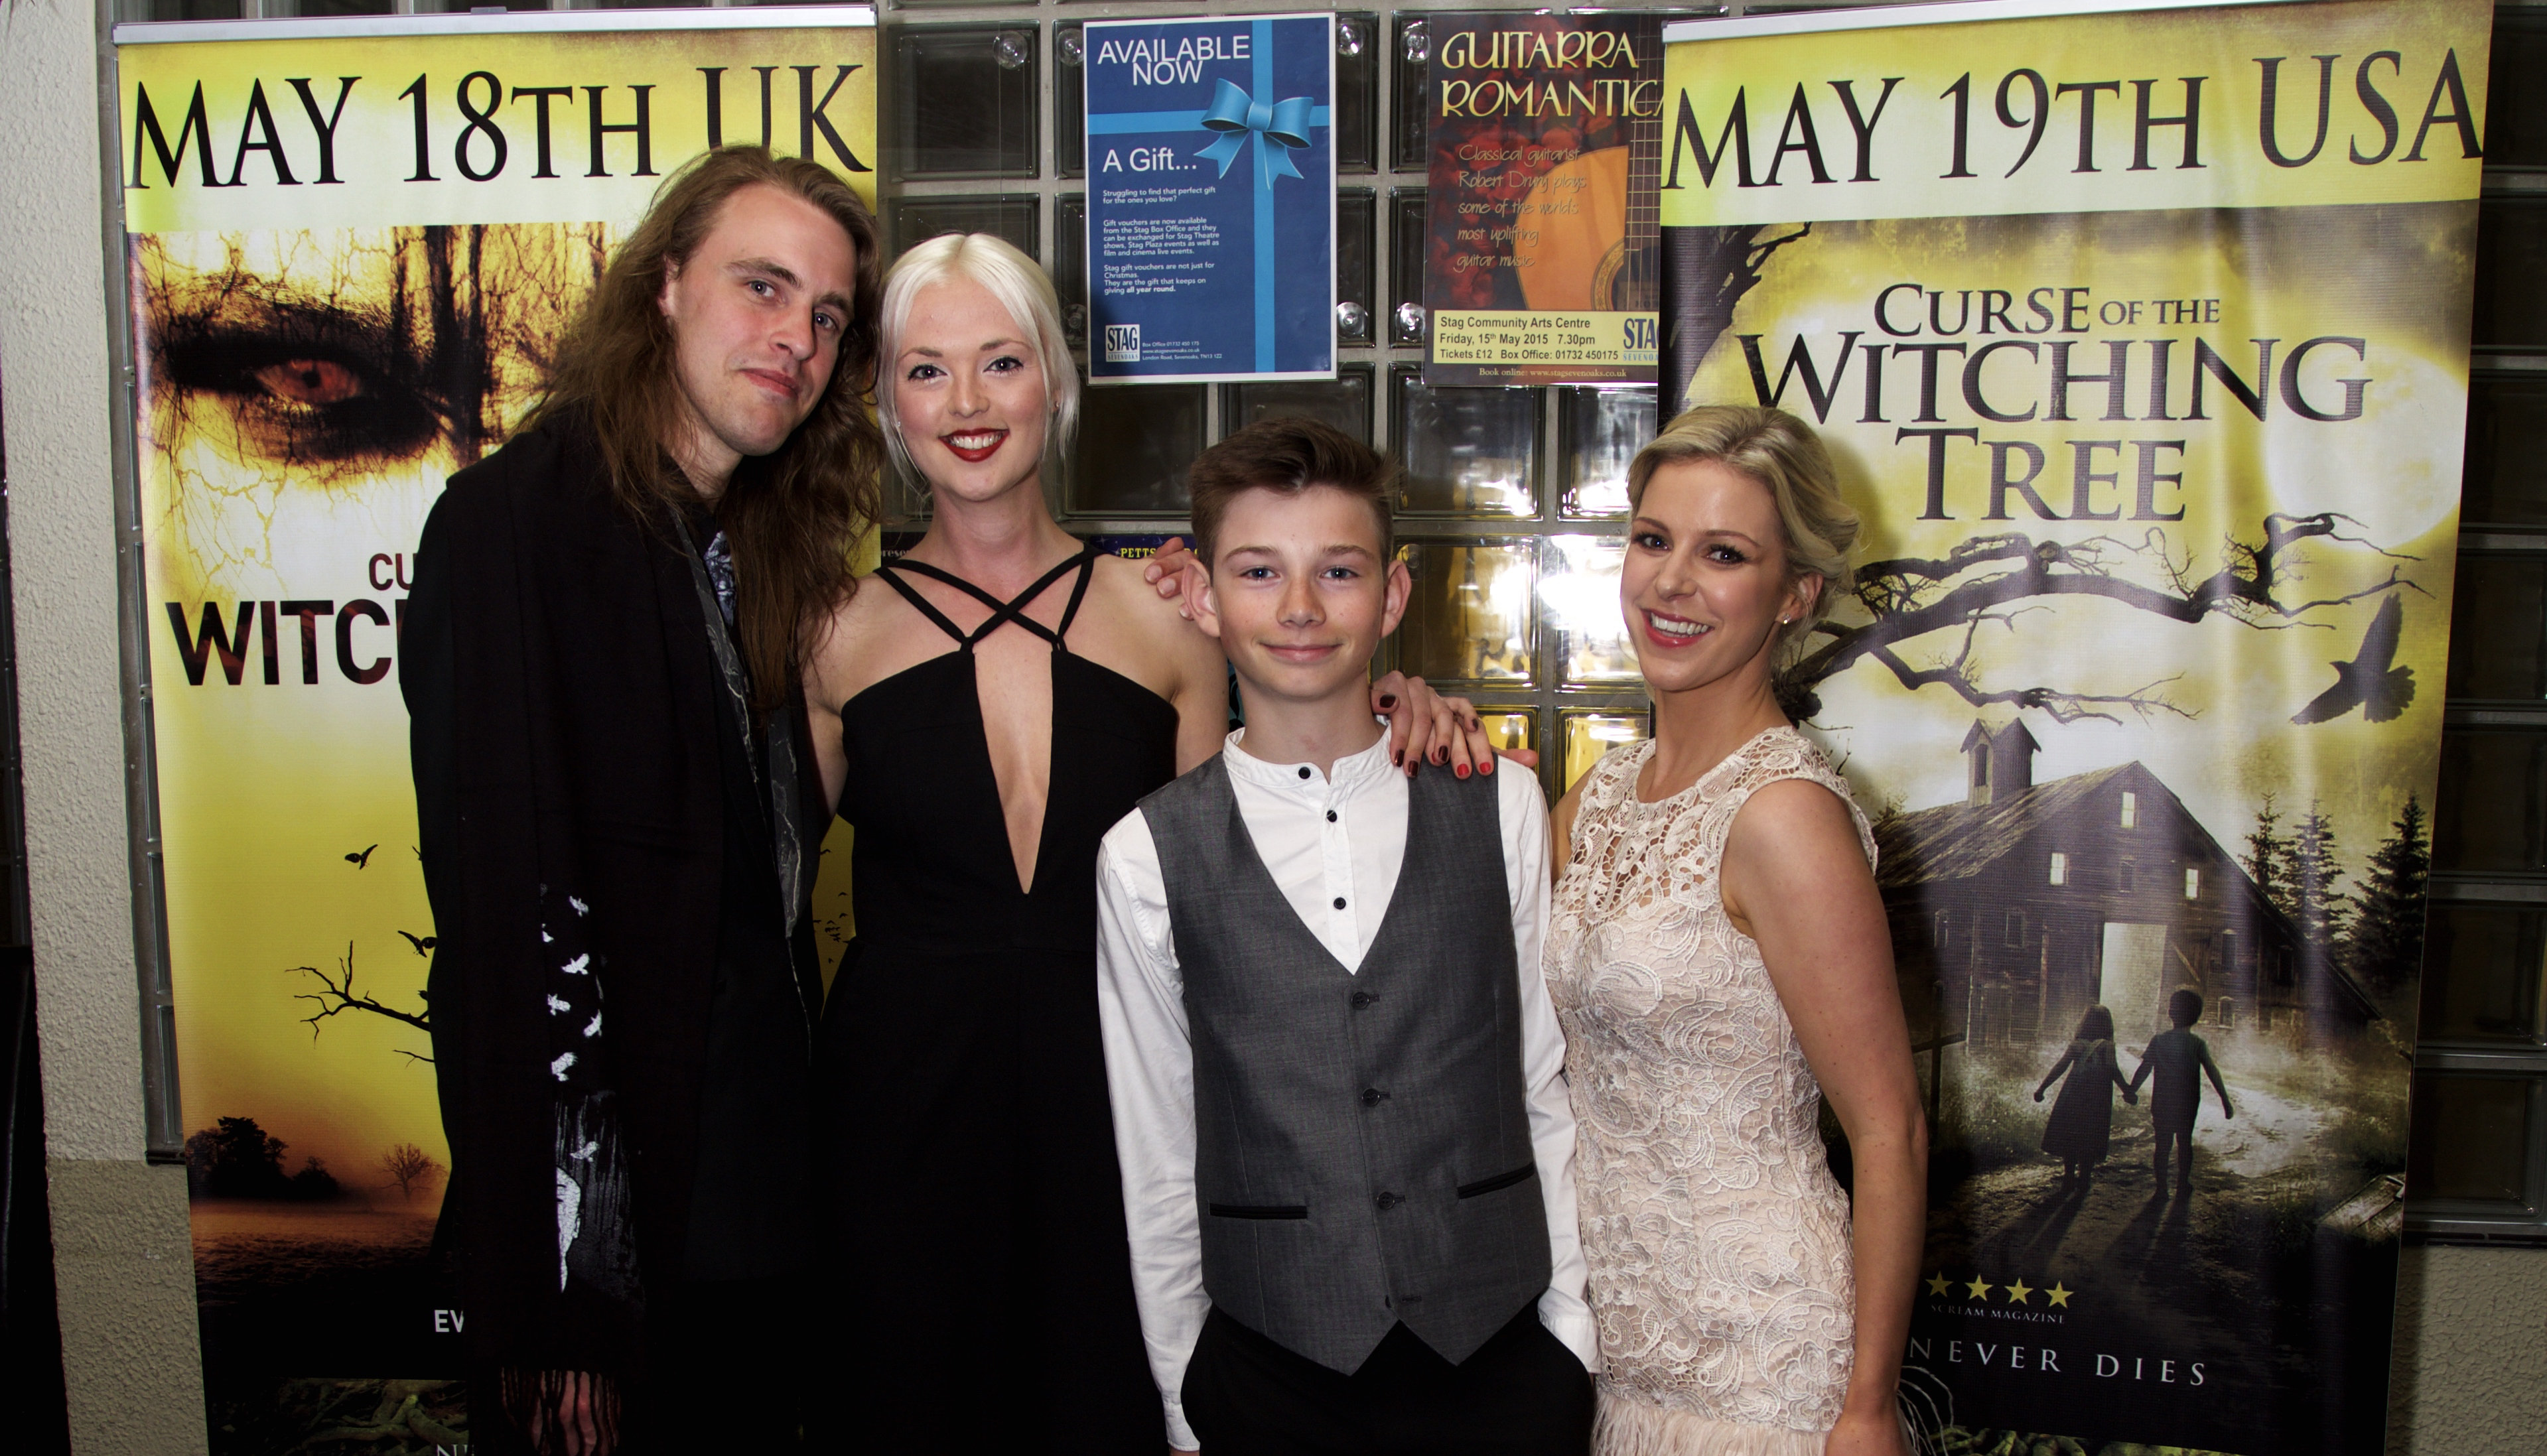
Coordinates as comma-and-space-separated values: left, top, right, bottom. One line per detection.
404, 145, 883, 1454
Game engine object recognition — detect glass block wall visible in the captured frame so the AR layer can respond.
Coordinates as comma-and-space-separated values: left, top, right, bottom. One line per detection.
2413, 0, 2547, 1243
833, 0, 1725, 802
110, 0, 2547, 1236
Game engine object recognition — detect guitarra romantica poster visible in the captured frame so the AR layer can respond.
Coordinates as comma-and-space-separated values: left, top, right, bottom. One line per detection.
1421, 10, 1661, 386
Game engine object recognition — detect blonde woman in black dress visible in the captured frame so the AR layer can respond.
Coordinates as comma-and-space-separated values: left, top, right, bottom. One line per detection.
801, 234, 1505, 1451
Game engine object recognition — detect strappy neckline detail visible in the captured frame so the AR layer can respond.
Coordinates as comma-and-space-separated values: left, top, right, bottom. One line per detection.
874, 544, 1101, 653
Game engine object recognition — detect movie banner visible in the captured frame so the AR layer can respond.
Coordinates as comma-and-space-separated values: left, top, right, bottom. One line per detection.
113, 11, 876, 1450
1421, 10, 1663, 386
1085, 13, 1336, 384
1658, 1, 2485, 1451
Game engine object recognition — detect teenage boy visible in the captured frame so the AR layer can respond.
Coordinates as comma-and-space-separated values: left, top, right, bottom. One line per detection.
1094, 419, 1596, 1456
2128, 987, 2237, 1197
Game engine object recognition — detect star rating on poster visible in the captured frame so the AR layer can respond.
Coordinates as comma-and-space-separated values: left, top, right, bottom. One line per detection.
1924, 1272, 2073, 1308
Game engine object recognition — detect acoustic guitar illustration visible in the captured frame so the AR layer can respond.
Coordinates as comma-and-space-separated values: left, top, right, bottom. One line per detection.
1515, 114, 1662, 311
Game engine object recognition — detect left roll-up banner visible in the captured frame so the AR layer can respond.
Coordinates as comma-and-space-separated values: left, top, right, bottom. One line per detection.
110, 11, 874, 1449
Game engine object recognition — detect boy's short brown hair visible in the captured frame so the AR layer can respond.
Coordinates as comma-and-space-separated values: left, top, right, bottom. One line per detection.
1186, 417, 1395, 564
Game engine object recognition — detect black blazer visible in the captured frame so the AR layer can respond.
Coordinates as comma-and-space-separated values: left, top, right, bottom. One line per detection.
405, 413, 825, 1372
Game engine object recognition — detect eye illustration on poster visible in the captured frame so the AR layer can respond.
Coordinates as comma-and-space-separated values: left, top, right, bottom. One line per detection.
113, 11, 876, 1450
142, 225, 606, 591
1655, 1, 2488, 1452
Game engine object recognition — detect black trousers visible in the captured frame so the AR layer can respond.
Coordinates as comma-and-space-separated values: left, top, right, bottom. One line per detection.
626, 1274, 809, 1454
1182, 1303, 1594, 1456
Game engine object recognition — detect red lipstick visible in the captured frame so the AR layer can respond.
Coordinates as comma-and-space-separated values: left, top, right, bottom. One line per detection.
940, 429, 1008, 464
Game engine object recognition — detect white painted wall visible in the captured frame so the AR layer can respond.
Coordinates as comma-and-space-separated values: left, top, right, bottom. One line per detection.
1, 0, 208, 1451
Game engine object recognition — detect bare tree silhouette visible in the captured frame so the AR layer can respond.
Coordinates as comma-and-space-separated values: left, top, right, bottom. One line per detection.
376, 1142, 447, 1203
1782, 512, 2424, 723
1661, 222, 1815, 409
290, 941, 433, 1065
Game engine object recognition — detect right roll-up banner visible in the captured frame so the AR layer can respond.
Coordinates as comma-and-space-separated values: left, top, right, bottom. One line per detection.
1658, 1, 2488, 1451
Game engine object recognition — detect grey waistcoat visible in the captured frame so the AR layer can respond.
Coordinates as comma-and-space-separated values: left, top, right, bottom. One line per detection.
1142, 753, 1551, 1374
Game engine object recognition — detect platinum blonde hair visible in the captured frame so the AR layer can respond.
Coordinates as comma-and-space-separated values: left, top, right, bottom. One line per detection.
875, 232, 1079, 481
1626, 404, 1859, 645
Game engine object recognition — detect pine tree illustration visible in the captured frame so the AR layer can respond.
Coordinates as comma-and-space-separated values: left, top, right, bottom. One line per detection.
2242, 793, 2295, 921
2290, 799, 2352, 983
2344, 795, 2431, 996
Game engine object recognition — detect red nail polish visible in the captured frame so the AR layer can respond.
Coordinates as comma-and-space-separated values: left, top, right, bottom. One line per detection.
1379, 695, 1397, 709
1393, 750, 1404, 765
1455, 762, 1470, 779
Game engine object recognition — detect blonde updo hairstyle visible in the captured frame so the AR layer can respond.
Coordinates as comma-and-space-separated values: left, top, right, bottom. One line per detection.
874, 232, 1080, 482
1625, 404, 1858, 651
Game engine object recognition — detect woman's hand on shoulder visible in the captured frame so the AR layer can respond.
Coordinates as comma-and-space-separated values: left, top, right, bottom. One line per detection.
1131, 545, 1538, 777
1094, 550, 1221, 663
1370, 673, 1538, 779
1140, 536, 1202, 614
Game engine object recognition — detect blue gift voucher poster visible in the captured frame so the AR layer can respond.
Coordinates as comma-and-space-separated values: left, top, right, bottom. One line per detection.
1085, 13, 1335, 383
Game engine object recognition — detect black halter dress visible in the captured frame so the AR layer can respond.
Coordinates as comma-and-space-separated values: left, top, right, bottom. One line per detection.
817, 545, 1178, 1451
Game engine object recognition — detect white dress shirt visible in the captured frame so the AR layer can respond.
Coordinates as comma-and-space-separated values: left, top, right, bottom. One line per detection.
1095, 728, 1595, 1451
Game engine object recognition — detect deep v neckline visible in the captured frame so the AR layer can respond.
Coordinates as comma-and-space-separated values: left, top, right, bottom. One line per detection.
868, 546, 1100, 897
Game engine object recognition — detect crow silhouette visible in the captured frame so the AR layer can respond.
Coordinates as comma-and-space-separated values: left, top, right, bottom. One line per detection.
397, 930, 437, 956
2292, 595, 2415, 724
345, 843, 378, 868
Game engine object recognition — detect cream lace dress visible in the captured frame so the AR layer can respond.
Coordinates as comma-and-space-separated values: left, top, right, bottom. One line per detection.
1549, 727, 1876, 1456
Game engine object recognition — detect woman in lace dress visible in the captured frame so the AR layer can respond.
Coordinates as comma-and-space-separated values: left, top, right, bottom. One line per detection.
1547, 405, 1927, 1456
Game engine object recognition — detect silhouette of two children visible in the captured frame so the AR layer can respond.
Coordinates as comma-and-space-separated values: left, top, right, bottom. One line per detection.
2035, 988, 2235, 1195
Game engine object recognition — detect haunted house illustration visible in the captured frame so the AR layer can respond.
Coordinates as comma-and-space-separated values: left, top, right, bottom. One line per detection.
1876, 720, 2378, 1052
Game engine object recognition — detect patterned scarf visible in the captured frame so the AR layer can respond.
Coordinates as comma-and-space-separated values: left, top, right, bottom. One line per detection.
539, 884, 642, 1316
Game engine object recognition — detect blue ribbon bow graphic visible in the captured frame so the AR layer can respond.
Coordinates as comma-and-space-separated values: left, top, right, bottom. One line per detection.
1195, 78, 1318, 191
1081, 17, 1331, 374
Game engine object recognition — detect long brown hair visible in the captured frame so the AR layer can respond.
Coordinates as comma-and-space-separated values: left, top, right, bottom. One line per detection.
2072, 1004, 2116, 1043
530, 145, 886, 711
